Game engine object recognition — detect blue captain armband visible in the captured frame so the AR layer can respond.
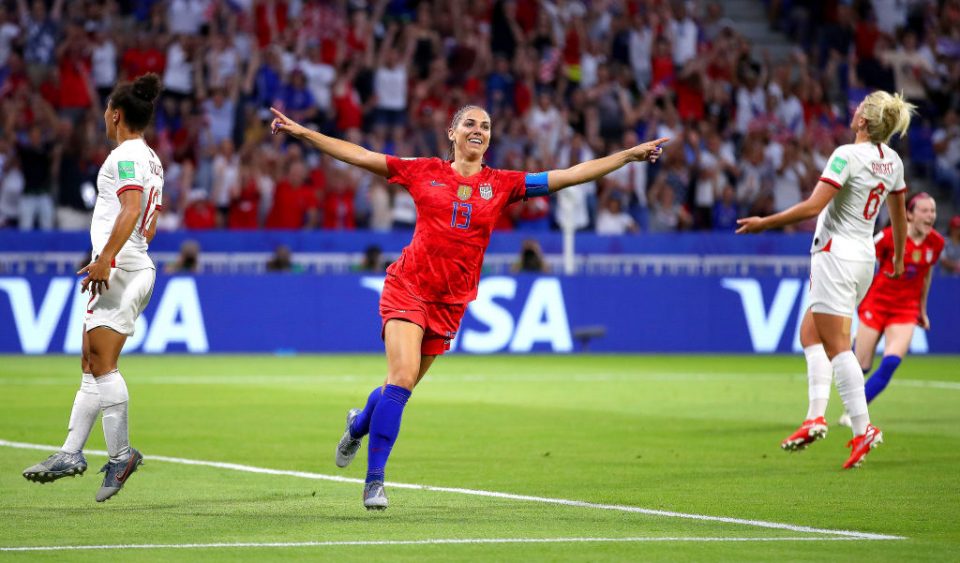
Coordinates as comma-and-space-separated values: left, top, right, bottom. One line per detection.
524, 172, 550, 197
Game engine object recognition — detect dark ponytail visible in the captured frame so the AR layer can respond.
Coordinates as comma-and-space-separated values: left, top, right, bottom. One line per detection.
108, 73, 162, 132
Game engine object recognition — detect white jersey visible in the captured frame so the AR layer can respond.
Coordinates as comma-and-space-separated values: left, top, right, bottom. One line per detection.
811, 141, 906, 262
91, 139, 164, 270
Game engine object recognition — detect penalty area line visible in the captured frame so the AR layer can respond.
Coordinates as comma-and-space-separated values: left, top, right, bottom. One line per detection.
0, 439, 904, 542
0, 536, 876, 552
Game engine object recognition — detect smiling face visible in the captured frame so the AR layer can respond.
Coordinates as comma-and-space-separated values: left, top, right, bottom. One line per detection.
448, 107, 491, 162
908, 196, 936, 237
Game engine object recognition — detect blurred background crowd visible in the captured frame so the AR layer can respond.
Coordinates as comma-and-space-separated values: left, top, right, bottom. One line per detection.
1, 0, 959, 238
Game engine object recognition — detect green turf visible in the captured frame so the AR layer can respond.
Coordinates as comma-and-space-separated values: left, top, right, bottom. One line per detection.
1, 354, 958, 561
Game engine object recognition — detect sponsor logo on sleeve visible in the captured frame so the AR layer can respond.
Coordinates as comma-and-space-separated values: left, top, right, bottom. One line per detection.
479, 183, 493, 200
829, 157, 847, 174
118, 161, 136, 180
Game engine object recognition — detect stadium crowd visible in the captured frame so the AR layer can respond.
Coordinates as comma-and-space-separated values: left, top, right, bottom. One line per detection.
0, 0, 959, 240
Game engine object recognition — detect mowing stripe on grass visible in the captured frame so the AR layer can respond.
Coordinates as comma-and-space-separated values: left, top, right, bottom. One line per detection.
0, 439, 904, 541
0, 536, 877, 552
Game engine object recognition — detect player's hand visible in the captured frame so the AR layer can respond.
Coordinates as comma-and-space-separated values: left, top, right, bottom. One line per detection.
885, 258, 905, 279
78, 257, 111, 296
630, 137, 670, 163
919, 312, 930, 330
269, 107, 304, 137
735, 216, 766, 234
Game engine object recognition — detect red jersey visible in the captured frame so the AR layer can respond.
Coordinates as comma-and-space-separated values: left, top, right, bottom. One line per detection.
862, 226, 944, 312
384, 156, 533, 303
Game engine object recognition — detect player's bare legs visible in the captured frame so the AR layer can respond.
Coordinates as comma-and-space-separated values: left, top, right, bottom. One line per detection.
812, 312, 882, 468
87, 327, 143, 502
854, 324, 882, 372
782, 309, 832, 451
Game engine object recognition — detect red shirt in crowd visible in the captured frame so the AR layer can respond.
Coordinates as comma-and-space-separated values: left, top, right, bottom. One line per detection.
265, 179, 319, 229
184, 200, 218, 230
58, 56, 93, 109
227, 180, 261, 229
121, 46, 166, 80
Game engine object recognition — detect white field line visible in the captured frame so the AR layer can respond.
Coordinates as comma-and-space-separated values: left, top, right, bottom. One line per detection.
0, 439, 904, 542
0, 536, 870, 552
5, 373, 960, 389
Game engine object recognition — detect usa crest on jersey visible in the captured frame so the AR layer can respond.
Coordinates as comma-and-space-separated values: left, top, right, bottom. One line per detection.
457, 184, 472, 200
479, 183, 493, 200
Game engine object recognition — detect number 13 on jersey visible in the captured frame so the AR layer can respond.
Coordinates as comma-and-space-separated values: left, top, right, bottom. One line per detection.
451, 201, 472, 229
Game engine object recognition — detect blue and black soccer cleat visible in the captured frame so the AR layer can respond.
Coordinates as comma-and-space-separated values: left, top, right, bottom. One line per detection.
22, 451, 88, 483
95, 448, 143, 502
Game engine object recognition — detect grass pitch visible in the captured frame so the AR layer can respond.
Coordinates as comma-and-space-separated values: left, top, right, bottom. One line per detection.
1, 354, 958, 561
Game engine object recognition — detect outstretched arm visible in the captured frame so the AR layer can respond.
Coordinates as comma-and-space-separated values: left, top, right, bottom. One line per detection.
270, 107, 389, 177
736, 181, 837, 234
547, 137, 668, 193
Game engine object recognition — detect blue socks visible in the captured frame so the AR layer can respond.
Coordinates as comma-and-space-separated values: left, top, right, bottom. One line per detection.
864, 355, 902, 403
365, 384, 411, 484
349, 386, 383, 439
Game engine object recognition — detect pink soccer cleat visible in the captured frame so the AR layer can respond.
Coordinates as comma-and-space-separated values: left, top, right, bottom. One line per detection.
781, 417, 828, 452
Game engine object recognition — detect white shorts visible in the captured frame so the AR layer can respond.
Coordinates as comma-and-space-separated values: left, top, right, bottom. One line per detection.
808, 252, 873, 318
84, 268, 156, 336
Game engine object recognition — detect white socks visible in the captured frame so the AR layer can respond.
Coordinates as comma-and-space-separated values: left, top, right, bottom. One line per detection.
96, 370, 130, 462
832, 351, 870, 435
804, 344, 832, 420
61, 373, 100, 454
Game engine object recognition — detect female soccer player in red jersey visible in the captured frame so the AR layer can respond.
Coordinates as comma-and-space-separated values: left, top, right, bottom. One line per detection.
270, 105, 667, 509
837, 193, 943, 425
737, 91, 915, 469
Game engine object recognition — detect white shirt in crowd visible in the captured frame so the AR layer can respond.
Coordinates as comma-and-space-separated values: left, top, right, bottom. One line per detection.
92, 139, 164, 270
606, 160, 648, 207
163, 41, 193, 94
299, 59, 336, 112
595, 209, 637, 235
91, 39, 117, 89
813, 141, 906, 261
669, 16, 698, 65
167, 0, 209, 35
773, 160, 807, 212
374, 65, 407, 111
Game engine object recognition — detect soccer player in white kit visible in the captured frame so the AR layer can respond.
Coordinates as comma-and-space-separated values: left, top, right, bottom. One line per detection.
22, 73, 164, 500
737, 91, 915, 469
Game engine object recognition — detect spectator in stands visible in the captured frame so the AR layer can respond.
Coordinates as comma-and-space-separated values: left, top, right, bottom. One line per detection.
265, 244, 295, 272
358, 244, 384, 272
596, 196, 639, 235
15, 124, 55, 231
182, 189, 218, 230
512, 239, 549, 274
648, 176, 693, 233
933, 109, 960, 206
942, 216, 960, 276
227, 164, 261, 230
265, 160, 318, 229
6, 0, 958, 236
166, 239, 200, 273
0, 143, 23, 228
55, 117, 96, 230
712, 184, 739, 231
